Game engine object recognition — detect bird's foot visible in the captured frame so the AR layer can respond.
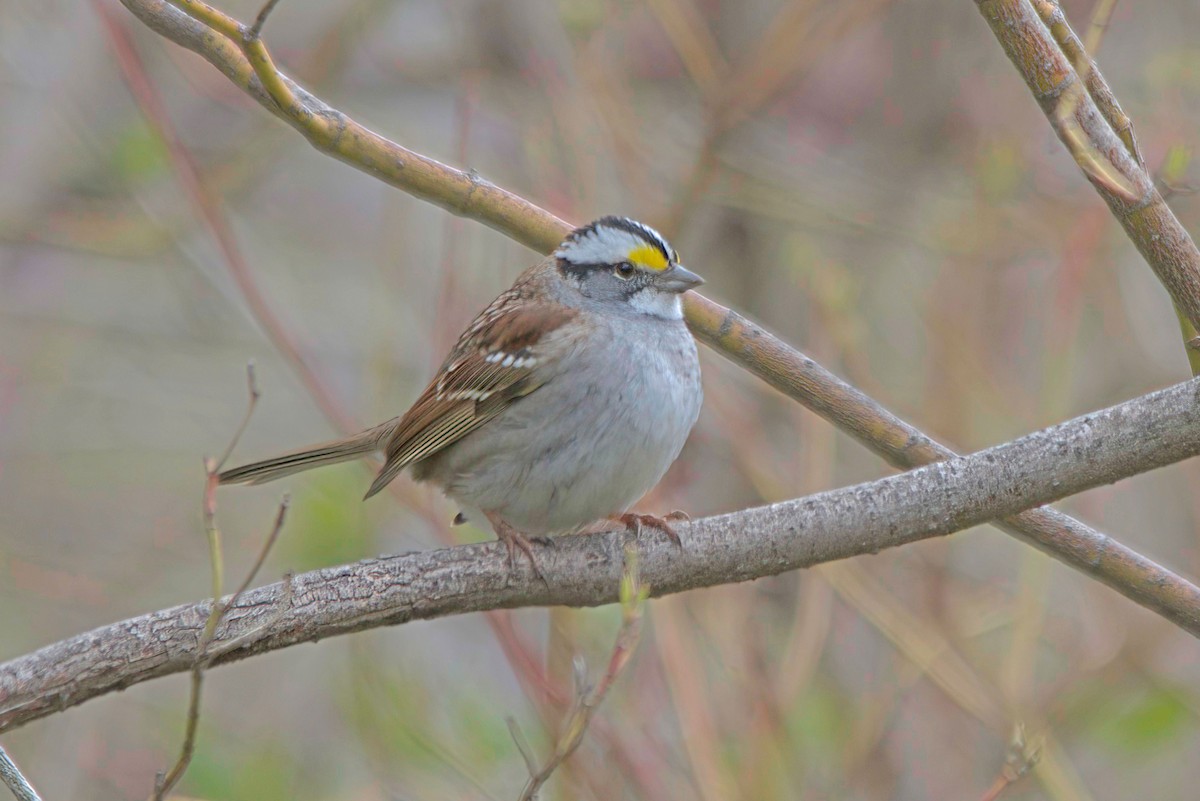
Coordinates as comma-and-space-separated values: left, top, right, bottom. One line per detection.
614, 511, 688, 548
486, 513, 547, 583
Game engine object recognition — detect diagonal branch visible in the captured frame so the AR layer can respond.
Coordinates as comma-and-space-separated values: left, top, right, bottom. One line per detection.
0, 744, 41, 801
975, 0, 1200, 344
116, 0, 1200, 633
5, 376, 1200, 733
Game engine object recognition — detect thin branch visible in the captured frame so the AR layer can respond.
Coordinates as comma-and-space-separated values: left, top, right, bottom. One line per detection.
117, 0, 1200, 634
129, 0, 570, 252
6, 377, 1200, 734
1080, 0, 1119, 63
506, 718, 538, 777
0, 745, 41, 801
152, 488, 290, 800
151, 654, 203, 799
976, 0, 1200, 341
1023, 0, 1200, 378
228, 497, 290, 606
152, 367, 286, 801
215, 362, 260, 471
518, 545, 648, 800
1029, 0, 1141, 166
100, 0, 360, 436
687, 304, 1200, 633
248, 0, 284, 41
979, 724, 1043, 801
1043, 0, 1137, 201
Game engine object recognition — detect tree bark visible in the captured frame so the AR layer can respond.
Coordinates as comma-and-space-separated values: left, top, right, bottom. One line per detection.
5, 376, 1200, 733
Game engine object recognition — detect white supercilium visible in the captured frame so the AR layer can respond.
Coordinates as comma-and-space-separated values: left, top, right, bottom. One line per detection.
556, 219, 671, 265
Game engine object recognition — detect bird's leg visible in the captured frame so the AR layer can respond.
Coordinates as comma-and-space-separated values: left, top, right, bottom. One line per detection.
484, 511, 546, 582
613, 512, 688, 548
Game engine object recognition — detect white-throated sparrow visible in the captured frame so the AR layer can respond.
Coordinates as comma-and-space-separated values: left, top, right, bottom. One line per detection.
219, 216, 704, 572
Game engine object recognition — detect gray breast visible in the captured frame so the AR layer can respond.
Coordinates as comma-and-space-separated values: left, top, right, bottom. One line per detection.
419, 312, 701, 535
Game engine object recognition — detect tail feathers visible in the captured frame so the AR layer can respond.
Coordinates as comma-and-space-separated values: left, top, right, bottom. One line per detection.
218, 419, 397, 487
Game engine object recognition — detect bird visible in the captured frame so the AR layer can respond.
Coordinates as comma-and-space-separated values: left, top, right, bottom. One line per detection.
218, 216, 704, 575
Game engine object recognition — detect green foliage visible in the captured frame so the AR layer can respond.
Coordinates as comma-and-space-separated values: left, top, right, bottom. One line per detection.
1082, 686, 1193, 754
109, 122, 169, 182
556, 0, 605, 34
451, 694, 523, 763
977, 138, 1025, 202
1162, 143, 1193, 185
184, 736, 305, 801
785, 679, 852, 764
343, 653, 440, 769
340, 644, 512, 793
280, 468, 375, 572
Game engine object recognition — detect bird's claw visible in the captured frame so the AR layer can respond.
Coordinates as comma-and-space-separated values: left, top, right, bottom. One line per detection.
616, 512, 685, 548
487, 513, 548, 584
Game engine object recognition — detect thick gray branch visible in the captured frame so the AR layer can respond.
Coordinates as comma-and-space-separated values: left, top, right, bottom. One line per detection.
4, 379, 1200, 733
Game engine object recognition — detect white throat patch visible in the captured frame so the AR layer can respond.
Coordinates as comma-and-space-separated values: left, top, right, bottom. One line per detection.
628, 288, 684, 320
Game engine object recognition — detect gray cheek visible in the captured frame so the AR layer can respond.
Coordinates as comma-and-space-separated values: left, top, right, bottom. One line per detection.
578, 270, 637, 303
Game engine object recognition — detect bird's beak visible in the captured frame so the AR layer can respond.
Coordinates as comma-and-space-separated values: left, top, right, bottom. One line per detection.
658, 263, 705, 293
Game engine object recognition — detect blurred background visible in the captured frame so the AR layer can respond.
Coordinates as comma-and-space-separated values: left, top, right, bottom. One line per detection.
3, 0, 1200, 798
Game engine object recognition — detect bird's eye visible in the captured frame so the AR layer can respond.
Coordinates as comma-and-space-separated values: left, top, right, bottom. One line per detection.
614, 262, 636, 279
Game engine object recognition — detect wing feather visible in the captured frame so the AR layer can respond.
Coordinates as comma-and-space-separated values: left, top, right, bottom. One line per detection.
364, 294, 578, 497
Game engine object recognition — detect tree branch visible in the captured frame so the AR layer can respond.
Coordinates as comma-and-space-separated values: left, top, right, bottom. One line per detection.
5, 376, 1200, 733
114, 0, 1200, 633
0, 744, 41, 801
975, 0, 1200, 341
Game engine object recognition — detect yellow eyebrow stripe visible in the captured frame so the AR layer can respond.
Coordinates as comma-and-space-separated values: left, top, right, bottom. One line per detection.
628, 244, 669, 272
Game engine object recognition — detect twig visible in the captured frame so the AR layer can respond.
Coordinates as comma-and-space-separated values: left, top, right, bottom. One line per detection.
517, 545, 648, 800
0, 745, 41, 801
99, 0, 361, 436
978, 724, 1043, 801
977, 0, 1200, 340
151, 657, 202, 799
506, 718, 538, 776
1040, 0, 1138, 202
208, 571, 294, 659
7, 376, 1200, 734
152, 371, 287, 801
228, 497, 290, 606
1036, 0, 1198, 379
152, 490, 290, 800
215, 361, 260, 471
1081, 0, 1119, 56
1029, 0, 1141, 166
248, 0, 283, 40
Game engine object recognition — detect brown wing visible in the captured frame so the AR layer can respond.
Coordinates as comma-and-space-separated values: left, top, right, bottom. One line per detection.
363, 294, 578, 498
